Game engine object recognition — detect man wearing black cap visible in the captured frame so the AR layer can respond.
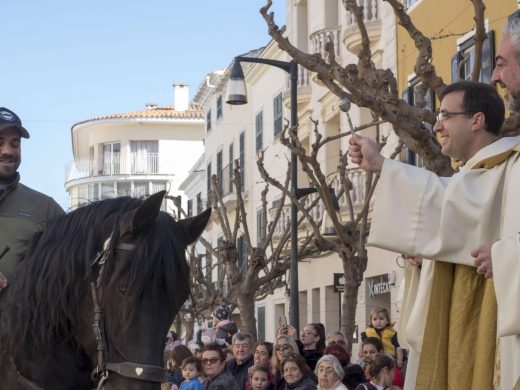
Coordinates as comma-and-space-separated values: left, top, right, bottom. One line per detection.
0, 107, 63, 293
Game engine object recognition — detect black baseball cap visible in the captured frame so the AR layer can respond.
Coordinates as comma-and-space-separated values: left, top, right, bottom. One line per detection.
0, 107, 30, 138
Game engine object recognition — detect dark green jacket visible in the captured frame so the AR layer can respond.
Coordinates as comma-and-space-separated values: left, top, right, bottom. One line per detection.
0, 174, 64, 282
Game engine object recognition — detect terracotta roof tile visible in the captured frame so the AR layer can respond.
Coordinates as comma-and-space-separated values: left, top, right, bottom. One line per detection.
72, 104, 204, 129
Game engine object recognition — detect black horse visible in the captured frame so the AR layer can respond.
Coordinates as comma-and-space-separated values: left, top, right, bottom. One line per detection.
0, 191, 210, 389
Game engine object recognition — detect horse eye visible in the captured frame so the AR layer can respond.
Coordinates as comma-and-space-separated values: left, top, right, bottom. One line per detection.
118, 283, 128, 295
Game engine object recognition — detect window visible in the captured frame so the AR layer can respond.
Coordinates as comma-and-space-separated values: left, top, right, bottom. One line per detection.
402, 78, 434, 168
257, 306, 266, 342
273, 92, 283, 137
102, 142, 120, 175
88, 146, 94, 176
134, 181, 148, 197
206, 110, 212, 132
255, 111, 263, 153
406, 0, 421, 7
257, 208, 267, 244
196, 192, 203, 214
239, 132, 245, 191
130, 141, 158, 174
207, 162, 212, 203
216, 95, 223, 120
217, 237, 225, 282
216, 150, 223, 195
151, 181, 166, 194
117, 182, 131, 197
237, 236, 247, 277
187, 199, 193, 217
150, 182, 167, 210
228, 143, 234, 194
88, 183, 98, 201
451, 31, 495, 83
101, 181, 116, 199
77, 184, 87, 207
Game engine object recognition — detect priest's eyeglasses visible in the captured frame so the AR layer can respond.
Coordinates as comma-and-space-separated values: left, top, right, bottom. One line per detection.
436, 110, 473, 122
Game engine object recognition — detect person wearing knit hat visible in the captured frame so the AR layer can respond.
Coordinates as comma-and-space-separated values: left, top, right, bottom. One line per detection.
213, 304, 237, 347
213, 305, 231, 322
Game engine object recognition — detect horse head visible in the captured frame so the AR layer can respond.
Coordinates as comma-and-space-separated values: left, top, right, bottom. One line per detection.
0, 191, 211, 390
89, 191, 211, 389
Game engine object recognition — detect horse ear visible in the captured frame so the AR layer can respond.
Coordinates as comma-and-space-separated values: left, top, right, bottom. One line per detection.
178, 208, 211, 245
123, 191, 166, 234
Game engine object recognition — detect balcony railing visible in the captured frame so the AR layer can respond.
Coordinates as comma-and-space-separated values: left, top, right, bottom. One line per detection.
342, 0, 381, 55
344, 0, 379, 28
65, 153, 163, 182
267, 168, 369, 239
328, 168, 367, 210
285, 64, 311, 90
310, 27, 341, 60
131, 153, 158, 174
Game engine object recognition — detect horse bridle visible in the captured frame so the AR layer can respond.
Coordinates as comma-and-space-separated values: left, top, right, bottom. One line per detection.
89, 236, 167, 388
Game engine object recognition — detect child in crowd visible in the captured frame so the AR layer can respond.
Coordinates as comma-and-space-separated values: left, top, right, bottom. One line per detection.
249, 365, 273, 390
197, 304, 237, 347
179, 356, 204, 390
212, 304, 238, 347
355, 355, 396, 390
361, 307, 403, 369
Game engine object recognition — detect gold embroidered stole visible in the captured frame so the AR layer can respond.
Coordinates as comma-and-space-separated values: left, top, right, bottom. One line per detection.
415, 263, 496, 390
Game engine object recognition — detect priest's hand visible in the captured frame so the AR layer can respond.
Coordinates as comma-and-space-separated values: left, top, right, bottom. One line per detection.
471, 243, 494, 279
348, 134, 384, 174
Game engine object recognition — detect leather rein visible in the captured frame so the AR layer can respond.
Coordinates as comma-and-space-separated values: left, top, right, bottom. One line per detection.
89, 236, 167, 388
13, 236, 167, 389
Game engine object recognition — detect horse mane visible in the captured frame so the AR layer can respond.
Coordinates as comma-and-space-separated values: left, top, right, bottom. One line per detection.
1, 196, 190, 356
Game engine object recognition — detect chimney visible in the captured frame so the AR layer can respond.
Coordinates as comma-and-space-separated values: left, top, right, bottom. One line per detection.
173, 83, 189, 111
146, 102, 158, 110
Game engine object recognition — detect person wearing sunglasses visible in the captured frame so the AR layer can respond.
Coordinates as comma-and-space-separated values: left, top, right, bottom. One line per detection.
296, 323, 326, 371
201, 345, 239, 390
326, 332, 348, 351
271, 335, 299, 390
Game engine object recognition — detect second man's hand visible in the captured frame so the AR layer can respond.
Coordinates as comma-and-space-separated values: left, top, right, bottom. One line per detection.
471, 242, 494, 279
348, 134, 385, 174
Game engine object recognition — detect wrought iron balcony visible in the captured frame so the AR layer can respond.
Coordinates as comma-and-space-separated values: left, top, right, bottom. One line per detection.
65, 153, 163, 182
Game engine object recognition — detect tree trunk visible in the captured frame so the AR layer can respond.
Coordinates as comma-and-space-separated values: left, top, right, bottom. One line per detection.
181, 315, 195, 345
235, 289, 258, 341
341, 258, 361, 356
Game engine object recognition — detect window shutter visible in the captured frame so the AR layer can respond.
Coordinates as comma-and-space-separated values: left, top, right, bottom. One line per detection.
480, 30, 495, 84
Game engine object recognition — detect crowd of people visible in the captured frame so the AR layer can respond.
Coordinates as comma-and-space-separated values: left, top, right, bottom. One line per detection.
162, 312, 405, 390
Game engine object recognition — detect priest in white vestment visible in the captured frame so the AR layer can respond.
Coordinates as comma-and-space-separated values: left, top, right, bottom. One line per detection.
349, 80, 520, 389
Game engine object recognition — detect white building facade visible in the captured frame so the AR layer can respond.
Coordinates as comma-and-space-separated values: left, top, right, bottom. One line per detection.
65, 85, 205, 211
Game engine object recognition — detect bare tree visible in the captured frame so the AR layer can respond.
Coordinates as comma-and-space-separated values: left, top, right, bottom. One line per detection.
255, 0, 520, 351
194, 161, 329, 340
256, 117, 401, 351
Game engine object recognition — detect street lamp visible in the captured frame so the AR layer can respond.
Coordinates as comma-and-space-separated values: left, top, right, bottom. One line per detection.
226, 56, 304, 333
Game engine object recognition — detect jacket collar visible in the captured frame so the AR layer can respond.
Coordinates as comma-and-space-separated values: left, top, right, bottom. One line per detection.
0, 173, 19, 201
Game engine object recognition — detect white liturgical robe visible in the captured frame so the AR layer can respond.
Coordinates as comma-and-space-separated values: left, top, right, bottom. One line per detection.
367, 135, 520, 390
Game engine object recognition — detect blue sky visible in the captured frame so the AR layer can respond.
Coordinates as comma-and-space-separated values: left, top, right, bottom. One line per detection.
2, 1, 285, 209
